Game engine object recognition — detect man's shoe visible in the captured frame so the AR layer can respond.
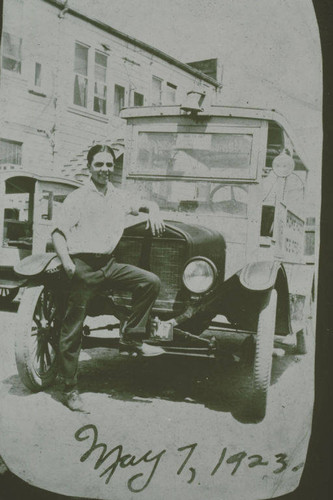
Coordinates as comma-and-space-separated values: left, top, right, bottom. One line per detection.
119, 339, 164, 357
63, 388, 85, 412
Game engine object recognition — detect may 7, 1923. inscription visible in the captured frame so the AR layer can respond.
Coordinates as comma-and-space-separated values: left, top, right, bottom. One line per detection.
74, 424, 305, 493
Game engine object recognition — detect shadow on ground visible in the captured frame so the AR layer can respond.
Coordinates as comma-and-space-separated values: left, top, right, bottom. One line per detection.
3, 342, 301, 424
74, 347, 299, 423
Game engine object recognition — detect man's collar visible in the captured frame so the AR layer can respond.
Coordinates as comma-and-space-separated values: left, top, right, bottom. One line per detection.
88, 178, 116, 196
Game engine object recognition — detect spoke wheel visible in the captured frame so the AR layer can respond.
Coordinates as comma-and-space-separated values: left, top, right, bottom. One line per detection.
0, 287, 18, 302
252, 288, 277, 420
15, 285, 60, 391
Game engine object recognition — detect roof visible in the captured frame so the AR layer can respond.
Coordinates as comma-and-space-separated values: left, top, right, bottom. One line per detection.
43, 0, 222, 89
121, 103, 294, 123
0, 168, 82, 187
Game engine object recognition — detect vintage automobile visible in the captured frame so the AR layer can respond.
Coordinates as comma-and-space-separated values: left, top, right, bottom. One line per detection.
0, 99, 314, 419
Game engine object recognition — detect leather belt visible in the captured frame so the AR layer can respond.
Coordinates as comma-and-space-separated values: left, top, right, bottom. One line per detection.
73, 252, 114, 259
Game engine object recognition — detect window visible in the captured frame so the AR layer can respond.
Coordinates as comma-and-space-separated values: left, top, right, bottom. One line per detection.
34, 62, 42, 87
260, 206, 275, 237
3, 177, 35, 250
134, 132, 253, 178
165, 82, 177, 104
2, 32, 22, 73
41, 191, 67, 220
73, 42, 88, 107
0, 139, 22, 165
73, 43, 109, 113
152, 76, 162, 105
29, 60, 47, 95
114, 84, 125, 116
304, 230, 315, 257
94, 52, 107, 114
134, 92, 144, 107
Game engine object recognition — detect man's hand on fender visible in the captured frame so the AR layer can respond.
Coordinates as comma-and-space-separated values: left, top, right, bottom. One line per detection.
145, 210, 165, 237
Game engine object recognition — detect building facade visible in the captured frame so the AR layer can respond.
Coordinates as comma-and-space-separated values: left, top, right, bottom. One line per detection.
0, 0, 222, 176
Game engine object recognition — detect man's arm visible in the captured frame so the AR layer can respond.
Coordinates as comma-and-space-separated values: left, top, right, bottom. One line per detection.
52, 230, 76, 278
137, 200, 165, 236
51, 188, 82, 278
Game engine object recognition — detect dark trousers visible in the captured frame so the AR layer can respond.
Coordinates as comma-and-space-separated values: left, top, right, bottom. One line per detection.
58, 254, 161, 386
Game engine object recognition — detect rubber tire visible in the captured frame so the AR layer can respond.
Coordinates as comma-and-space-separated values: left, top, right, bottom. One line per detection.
295, 290, 315, 355
296, 327, 309, 355
15, 285, 59, 392
252, 288, 277, 420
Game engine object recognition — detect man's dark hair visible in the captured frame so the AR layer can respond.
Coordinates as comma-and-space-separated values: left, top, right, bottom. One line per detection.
87, 144, 116, 165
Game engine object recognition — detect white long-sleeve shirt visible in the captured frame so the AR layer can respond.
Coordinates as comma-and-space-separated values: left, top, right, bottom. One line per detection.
53, 180, 141, 254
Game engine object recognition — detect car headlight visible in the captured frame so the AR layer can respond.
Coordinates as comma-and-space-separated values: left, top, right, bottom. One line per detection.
183, 257, 217, 294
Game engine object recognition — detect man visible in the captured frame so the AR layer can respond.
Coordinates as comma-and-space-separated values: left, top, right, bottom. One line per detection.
52, 144, 165, 411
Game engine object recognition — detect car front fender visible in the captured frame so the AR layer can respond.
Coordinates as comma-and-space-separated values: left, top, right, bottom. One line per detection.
170, 260, 292, 336
238, 260, 282, 291
14, 253, 58, 277
233, 261, 291, 335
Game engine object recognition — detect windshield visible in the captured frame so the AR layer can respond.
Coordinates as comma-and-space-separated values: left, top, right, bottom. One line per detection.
133, 132, 253, 178
130, 179, 249, 217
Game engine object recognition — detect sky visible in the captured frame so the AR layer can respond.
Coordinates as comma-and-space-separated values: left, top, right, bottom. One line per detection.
69, 0, 322, 179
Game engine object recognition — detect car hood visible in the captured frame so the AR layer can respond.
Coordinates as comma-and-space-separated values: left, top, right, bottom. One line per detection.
123, 219, 226, 278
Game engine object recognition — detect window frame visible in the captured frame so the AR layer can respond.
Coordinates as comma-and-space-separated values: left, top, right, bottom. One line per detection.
113, 83, 126, 116
34, 61, 42, 87
165, 82, 177, 104
0, 139, 23, 166
1, 31, 22, 74
151, 76, 163, 106
133, 91, 144, 107
93, 50, 108, 114
127, 123, 261, 181
72, 42, 111, 115
73, 41, 90, 109
27, 58, 48, 96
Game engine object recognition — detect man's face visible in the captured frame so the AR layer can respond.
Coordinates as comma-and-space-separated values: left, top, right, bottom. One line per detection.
88, 151, 115, 187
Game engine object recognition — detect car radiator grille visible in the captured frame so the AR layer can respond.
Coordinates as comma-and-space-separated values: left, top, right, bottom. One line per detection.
114, 237, 187, 308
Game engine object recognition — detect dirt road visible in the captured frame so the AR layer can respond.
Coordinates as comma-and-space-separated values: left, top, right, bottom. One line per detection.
0, 310, 314, 500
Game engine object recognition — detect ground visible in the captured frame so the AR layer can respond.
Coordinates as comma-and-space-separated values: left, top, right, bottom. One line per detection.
0, 310, 314, 500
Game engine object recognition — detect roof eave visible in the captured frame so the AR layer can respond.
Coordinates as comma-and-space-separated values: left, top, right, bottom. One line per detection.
42, 0, 222, 89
